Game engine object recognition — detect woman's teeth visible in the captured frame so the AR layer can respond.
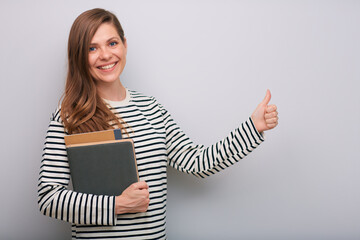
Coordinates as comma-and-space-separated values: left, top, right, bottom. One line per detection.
98, 63, 116, 70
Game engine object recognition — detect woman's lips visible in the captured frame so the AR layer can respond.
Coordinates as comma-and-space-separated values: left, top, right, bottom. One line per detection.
97, 62, 117, 70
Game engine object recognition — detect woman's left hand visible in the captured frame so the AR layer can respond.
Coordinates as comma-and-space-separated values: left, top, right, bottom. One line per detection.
251, 89, 279, 133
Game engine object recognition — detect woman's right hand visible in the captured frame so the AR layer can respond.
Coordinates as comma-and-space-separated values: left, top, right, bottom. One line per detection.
115, 181, 150, 214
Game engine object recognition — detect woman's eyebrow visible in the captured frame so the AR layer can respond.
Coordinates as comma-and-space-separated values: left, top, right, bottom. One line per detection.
107, 37, 120, 42
90, 37, 120, 45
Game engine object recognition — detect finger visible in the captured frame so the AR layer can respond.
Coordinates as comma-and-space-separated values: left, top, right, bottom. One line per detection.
132, 181, 149, 190
141, 199, 150, 212
265, 111, 278, 119
267, 122, 278, 129
261, 89, 271, 106
138, 181, 149, 189
266, 117, 278, 124
266, 104, 277, 113
134, 189, 149, 198
139, 189, 150, 198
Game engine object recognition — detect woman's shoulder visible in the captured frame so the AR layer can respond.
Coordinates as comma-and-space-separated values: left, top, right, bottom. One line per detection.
128, 89, 159, 105
46, 106, 67, 134
50, 106, 64, 124
128, 89, 168, 116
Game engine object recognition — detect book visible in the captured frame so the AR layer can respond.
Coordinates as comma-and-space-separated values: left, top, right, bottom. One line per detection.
64, 129, 139, 196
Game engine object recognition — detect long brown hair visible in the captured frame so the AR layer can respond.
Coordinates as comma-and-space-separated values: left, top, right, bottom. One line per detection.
60, 8, 127, 134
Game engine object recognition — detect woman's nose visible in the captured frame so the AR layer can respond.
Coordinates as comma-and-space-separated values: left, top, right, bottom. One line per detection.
99, 47, 112, 60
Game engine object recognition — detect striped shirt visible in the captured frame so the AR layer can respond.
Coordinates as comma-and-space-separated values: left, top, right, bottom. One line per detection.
38, 89, 264, 239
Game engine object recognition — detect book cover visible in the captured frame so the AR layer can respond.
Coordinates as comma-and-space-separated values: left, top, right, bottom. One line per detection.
64, 129, 139, 196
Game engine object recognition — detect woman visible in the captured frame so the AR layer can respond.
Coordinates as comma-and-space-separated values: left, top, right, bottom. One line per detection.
38, 8, 278, 239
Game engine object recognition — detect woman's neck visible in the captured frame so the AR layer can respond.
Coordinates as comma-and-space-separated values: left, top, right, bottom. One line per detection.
96, 79, 126, 101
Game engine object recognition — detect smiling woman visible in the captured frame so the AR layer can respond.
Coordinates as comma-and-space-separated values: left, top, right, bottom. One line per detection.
37, 8, 278, 240
60, 9, 128, 135
88, 23, 128, 99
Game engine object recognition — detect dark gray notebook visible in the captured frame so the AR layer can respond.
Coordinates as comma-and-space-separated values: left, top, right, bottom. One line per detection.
66, 139, 139, 196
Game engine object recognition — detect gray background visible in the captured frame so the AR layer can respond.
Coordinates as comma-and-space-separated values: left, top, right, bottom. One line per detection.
1, 0, 359, 239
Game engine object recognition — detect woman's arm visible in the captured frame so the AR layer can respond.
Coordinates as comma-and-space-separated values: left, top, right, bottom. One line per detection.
161, 90, 278, 178
38, 115, 116, 225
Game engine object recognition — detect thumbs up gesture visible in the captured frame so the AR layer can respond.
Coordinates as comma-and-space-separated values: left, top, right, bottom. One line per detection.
251, 90, 279, 133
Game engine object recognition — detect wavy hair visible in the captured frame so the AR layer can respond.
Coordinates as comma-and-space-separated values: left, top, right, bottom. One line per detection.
60, 8, 127, 134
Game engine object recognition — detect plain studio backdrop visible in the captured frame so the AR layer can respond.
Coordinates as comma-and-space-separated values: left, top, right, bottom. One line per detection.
0, 0, 359, 239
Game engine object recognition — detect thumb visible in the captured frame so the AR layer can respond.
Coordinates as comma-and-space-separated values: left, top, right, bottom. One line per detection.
133, 181, 148, 190
260, 89, 271, 106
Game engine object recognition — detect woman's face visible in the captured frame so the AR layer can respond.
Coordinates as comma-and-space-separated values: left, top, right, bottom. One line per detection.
88, 23, 127, 85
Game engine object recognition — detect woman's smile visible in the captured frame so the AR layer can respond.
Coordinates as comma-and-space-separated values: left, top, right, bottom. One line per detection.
97, 61, 118, 71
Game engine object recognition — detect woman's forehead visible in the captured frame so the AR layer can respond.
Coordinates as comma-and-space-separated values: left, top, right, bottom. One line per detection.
91, 23, 120, 44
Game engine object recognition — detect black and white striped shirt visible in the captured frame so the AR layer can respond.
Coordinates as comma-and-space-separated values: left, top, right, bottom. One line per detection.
38, 89, 264, 239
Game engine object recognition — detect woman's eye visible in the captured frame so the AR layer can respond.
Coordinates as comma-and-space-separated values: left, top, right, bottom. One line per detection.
89, 47, 96, 52
109, 42, 117, 47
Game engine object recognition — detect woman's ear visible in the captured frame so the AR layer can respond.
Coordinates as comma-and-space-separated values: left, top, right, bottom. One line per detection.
123, 37, 128, 49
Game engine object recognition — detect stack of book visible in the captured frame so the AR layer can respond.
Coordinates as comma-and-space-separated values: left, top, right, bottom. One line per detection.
64, 129, 139, 196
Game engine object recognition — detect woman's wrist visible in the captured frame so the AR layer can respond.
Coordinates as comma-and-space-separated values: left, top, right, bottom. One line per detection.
115, 195, 128, 215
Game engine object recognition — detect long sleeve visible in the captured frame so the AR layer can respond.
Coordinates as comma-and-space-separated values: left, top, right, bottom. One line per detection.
37, 90, 264, 239
160, 106, 265, 178
37, 111, 116, 226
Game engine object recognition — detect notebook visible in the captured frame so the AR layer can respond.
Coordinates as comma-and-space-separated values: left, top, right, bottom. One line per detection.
64, 129, 139, 196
